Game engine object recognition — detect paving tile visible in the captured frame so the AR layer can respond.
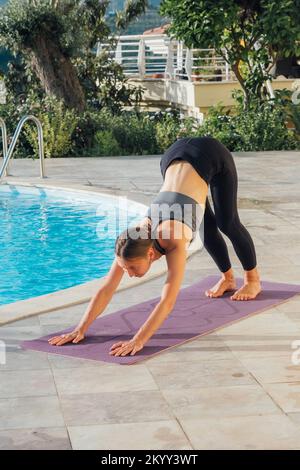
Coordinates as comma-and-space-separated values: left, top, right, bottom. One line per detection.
161, 384, 279, 420
238, 355, 300, 384
5, 317, 41, 327
0, 396, 65, 429
263, 382, 300, 413
53, 364, 158, 395
60, 390, 174, 426
146, 359, 255, 390
179, 414, 300, 449
0, 349, 49, 371
0, 427, 71, 450
287, 413, 300, 426
38, 306, 85, 326
0, 369, 57, 399
218, 334, 296, 359
0, 326, 43, 342
68, 420, 192, 450
275, 296, 300, 314
215, 311, 297, 336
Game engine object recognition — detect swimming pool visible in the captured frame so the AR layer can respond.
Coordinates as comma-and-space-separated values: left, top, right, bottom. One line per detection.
0, 185, 146, 306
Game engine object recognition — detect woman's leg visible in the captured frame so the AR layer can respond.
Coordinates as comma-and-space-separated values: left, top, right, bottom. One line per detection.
202, 197, 237, 297
209, 158, 261, 300
203, 197, 232, 272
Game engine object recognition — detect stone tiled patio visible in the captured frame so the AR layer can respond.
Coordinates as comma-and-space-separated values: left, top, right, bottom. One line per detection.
0, 150, 300, 450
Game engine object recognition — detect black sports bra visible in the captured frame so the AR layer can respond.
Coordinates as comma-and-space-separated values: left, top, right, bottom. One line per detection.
145, 191, 203, 255
153, 237, 167, 255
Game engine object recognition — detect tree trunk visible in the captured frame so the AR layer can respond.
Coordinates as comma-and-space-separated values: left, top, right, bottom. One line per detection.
231, 61, 251, 110
29, 34, 85, 112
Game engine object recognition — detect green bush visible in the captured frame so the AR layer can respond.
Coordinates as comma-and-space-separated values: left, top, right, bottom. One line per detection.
149, 107, 198, 151
154, 112, 181, 150
0, 95, 33, 159
107, 111, 158, 156
289, 104, 300, 138
270, 88, 300, 142
1, 91, 298, 160
72, 107, 195, 157
191, 104, 238, 149
90, 130, 122, 156
193, 100, 299, 151
70, 110, 103, 154
233, 106, 297, 151
0, 91, 78, 158
24, 96, 78, 158
73, 108, 159, 156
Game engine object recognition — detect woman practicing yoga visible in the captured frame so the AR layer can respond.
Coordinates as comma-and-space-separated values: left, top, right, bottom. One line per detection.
49, 136, 261, 356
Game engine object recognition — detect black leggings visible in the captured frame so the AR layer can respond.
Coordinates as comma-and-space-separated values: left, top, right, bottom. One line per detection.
161, 137, 257, 272
203, 169, 257, 273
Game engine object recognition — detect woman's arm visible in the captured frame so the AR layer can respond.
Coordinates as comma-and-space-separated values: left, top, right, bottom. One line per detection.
110, 240, 187, 356
77, 257, 125, 333
48, 256, 124, 346
134, 242, 187, 344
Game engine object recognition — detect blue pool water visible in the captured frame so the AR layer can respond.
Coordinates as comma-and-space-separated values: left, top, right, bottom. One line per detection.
0, 186, 145, 306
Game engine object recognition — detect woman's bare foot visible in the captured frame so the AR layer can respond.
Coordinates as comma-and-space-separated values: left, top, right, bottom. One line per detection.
230, 267, 262, 301
205, 268, 237, 298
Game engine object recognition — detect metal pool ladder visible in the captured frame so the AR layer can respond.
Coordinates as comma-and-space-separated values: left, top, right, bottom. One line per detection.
0, 115, 45, 179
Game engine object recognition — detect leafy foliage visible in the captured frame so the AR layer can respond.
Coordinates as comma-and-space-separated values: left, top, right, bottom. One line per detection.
23, 95, 78, 158
160, 0, 300, 107
193, 95, 299, 151
0, 0, 148, 110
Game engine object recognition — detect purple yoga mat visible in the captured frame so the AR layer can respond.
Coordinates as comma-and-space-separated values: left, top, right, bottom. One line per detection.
21, 275, 300, 365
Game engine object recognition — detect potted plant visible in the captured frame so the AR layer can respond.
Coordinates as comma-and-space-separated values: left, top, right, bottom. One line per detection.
192, 49, 222, 82
151, 72, 165, 79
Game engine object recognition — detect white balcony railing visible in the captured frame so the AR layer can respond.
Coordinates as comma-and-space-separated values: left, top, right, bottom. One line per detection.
96, 34, 237, 82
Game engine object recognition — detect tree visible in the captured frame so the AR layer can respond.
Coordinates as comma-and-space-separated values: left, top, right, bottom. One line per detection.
0, 0, 149, 112
160, 0, 300, 108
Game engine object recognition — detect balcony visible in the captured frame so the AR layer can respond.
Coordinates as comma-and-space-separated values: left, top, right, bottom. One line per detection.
97, 34, 297, 118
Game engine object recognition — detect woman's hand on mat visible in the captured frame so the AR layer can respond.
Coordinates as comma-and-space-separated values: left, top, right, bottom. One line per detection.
48, 329, 85, 346
109, 336, 144, 357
